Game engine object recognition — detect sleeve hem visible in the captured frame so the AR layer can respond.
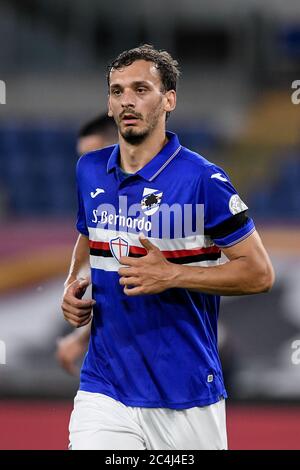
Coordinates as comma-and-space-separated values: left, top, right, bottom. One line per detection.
215, 226, 255, 248
77, 226, 89, 237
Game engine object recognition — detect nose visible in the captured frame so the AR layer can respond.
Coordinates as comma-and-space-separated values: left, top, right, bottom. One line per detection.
120, 88, 136, 109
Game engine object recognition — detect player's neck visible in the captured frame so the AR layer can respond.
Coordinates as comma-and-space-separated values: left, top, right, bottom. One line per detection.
118, 126, 168, 174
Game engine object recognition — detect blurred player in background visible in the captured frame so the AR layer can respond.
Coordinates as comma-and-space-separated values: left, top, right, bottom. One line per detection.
62, 45, 275, 450
56, 114, 117, 375
76, 114, 117, 156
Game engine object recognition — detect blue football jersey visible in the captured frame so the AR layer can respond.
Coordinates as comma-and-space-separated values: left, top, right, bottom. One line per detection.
76, 131, 255, 409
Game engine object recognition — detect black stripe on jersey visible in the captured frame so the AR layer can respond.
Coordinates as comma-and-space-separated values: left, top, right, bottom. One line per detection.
205, 211, 249, 239
90, 248, 142, 258
90, 248, 221, 264
90, 248, 112, 257
167, 252, 221, 264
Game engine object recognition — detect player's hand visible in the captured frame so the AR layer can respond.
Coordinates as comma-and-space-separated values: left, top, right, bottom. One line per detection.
61, 278, 95, 328
118, 234, 179, 296
55, 332, 88, 376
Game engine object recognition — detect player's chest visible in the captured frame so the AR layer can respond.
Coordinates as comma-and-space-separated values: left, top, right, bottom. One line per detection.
85, 166, 203, 239
84, 172, 199, 214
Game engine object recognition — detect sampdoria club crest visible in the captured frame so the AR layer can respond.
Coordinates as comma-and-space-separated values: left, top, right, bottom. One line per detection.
141, 188, 163, 216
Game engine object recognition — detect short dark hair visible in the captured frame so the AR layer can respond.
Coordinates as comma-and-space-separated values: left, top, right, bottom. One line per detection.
107, 44, 180, 93
78, 114, 116, 138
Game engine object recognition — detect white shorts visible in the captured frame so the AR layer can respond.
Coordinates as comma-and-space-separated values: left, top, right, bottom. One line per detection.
69, 391, 227, 450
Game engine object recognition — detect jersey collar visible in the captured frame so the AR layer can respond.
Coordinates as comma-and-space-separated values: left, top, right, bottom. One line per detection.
106, 131, 182, 182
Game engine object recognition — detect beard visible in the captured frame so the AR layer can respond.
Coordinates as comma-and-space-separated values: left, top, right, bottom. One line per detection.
117, 102, 163, 145
120, 126, 150, 145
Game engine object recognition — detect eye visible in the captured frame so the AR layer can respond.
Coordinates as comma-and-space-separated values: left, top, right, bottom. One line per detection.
136, 87, 147, 93
112, 89, 121, 96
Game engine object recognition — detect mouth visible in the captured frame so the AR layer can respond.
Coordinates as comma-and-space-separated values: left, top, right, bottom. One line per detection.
121, 114, 140, 125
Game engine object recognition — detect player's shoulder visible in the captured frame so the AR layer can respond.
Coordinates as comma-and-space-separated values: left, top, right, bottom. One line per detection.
77, 144, 116, 171
179, 146, 226, 179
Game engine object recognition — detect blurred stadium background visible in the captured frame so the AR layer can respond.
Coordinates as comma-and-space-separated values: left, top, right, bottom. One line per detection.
0, 0, 300, 450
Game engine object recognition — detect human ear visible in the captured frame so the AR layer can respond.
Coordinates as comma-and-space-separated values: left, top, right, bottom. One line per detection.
164, 90, 176, 113
107, 96, 113, 117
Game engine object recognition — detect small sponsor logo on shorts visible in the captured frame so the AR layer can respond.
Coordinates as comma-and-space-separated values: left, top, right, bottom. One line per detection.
207, 374, 214, 383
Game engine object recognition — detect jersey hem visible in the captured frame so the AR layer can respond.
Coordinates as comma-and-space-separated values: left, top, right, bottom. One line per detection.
79, 383, 227, 409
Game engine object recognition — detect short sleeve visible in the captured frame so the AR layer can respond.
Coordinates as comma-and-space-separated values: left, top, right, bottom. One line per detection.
203, 165, 255, 247
76, 159, 89, 236
76, 187, 89, 236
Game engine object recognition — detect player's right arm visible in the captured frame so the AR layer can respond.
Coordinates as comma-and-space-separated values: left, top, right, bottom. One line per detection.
56, 324, 91, 375
61, 234, 96, 328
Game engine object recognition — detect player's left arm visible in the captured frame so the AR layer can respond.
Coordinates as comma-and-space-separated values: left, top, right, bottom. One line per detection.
169, 229, 275, 295
118, 230, 275, 296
